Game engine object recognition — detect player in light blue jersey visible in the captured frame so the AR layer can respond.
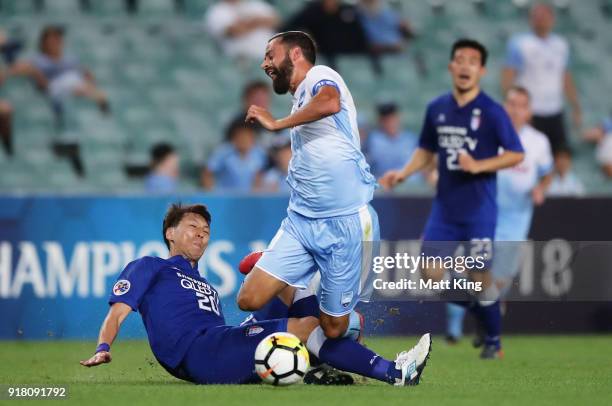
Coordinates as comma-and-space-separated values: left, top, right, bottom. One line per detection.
237, 31, 388, 346
446, 86, 554, 344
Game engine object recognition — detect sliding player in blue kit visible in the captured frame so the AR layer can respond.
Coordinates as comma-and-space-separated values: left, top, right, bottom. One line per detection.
80, 203, 431, 386
380, 39, 525, 359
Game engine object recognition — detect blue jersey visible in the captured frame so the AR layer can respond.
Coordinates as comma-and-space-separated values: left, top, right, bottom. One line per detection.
109, 255, 224, 368
419, 91, 523, 223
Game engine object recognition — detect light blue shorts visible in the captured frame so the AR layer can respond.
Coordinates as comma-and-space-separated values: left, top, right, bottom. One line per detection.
256, 205, 380, 316
493, 209, 532, 291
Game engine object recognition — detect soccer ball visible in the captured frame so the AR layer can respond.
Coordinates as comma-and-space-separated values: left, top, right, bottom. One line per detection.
254, 332, 310, 386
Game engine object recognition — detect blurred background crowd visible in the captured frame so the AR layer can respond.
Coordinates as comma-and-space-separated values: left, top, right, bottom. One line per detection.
0, 0, 610, 195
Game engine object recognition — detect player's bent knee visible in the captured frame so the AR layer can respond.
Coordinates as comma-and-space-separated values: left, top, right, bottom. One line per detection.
320, 316, 349, 339
236, 289, 263, 311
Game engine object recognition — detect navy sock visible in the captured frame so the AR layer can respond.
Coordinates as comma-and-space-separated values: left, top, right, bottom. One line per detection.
306, 327, 398, 384
472, 300, 501, 349
252, 297, 289, 321
287, 294, 320, 319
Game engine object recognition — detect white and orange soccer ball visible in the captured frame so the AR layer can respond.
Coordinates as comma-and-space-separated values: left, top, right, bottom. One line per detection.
254, 332, 310, 386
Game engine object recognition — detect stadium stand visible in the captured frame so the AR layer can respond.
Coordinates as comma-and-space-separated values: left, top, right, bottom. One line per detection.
0, 0, 610, 194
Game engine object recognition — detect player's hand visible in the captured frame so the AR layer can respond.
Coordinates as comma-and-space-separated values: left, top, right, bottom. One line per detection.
80, 351, 112, 367
378, 170, 404, 190
531, 186, 546, 206
458, 151, 481, 174
239, 251, 263, 275
246, 105, 279, 131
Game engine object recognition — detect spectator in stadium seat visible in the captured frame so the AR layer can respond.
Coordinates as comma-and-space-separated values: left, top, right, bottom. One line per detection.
226, 80, 285, 149
0, 100, 13, 157
253, 134, 291, 193
9, 25, 109, 120
201, 122, 266, 192
204, 0, 279, 61
0, 28, 23, 65
365, 103, 420, 182
282, 0, 369, 70
547, 147, 585, 196
583, 116, 612, 178
501, 3, 582, 157
357, 0, 414, 74
145, 143, 180, 194
0, 69, 14, 156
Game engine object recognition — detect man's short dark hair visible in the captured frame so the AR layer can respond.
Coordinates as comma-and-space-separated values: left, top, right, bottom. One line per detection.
225, 121, 256, 141
39, 25, 64, 52
242, 80, 269, 100
450, 39, 488, 66
162, 203, 212, 249
269, 31, 317, 64
377, 102, 399, 117
150, 143, 175, 168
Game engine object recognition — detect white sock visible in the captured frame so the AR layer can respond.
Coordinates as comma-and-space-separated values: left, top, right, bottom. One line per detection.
306, 326, 327, 358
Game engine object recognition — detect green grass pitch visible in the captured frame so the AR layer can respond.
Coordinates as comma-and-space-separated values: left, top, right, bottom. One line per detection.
1, 335, 611, 406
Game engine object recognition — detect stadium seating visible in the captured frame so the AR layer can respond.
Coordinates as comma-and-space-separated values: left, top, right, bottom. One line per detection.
0, 0, 610, 193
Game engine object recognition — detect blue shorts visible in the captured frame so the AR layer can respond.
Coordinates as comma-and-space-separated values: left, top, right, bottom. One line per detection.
180, 319, 288, 384
257, 205, 380, 317
422, 214, 495, 269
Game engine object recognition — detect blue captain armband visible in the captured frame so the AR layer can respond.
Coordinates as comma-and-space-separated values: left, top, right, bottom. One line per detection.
312, 79, 339, 96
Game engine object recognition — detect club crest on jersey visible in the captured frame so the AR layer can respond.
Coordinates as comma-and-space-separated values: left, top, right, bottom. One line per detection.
113, 280, 131, 296
471, 108, 481, 131
246, 325, 264, 337
297, 90, 306, 108
437, 113, 445, 123
341, 292, 354, 308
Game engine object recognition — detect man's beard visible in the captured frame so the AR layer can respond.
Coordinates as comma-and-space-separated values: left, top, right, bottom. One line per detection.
271, 56, 294, 95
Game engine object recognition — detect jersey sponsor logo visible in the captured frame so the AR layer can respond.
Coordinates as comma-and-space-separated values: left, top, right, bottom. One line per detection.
246, 325, 264, 337
112, 279, 131, 296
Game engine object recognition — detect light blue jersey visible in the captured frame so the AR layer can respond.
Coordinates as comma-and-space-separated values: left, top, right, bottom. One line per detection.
287, 65, 377, 218
493, 125, 552, 286
496, 125, 553, 241
257, 65, 379, 316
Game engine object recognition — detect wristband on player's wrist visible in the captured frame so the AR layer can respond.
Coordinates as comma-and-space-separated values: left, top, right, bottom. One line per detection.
95, 343, 110, 354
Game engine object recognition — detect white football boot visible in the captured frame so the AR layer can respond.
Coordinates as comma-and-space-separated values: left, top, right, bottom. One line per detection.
393, 333, 432, 386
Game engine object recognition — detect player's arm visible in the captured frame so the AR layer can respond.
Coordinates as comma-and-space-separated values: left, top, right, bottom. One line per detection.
8, 60, 48, 90
80, 302, 132, 367
200, 168, 215, 190
458, 150, 524, 174
564, 71, 582, 128
246, 86, 341, 131
532, 173, 553, 206
379, 148, 435, 190
500, 67, 516, 96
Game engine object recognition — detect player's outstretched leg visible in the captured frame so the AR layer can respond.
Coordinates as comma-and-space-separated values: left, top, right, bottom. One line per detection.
305, 326, 432, 386
446, 303, 467, 344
